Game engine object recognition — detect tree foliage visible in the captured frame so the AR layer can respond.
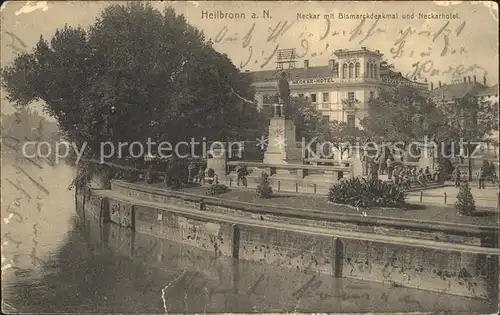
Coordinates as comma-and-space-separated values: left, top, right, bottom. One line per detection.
454, 181, 475, 216
1, 3, 260, 186
360, 86, 449, 144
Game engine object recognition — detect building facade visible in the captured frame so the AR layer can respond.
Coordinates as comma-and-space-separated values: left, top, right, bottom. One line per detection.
245, 47, 428, 128
430, 76, 499, 157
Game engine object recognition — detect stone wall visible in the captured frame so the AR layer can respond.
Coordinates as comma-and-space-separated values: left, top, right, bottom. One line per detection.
134, 204, 235, 257
86, 191, 108, 220
110, 180, 497, 248
81, 183, 499, 300
109, 198, 134, 229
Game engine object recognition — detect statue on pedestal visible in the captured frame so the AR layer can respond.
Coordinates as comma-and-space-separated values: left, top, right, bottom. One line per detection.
277, 71, 294, 119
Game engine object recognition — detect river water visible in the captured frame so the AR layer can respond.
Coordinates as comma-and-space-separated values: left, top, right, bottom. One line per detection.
1, 156, 496, 313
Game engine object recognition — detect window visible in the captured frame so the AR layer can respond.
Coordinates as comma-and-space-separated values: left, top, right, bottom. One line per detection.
347, 115, 355, 128
370, 64, 374, 78
374, 64, 377, 78
342, 64, 348, 78
348, 63, 354, 78
310, 93, 317, 103
365, 63, 369, 77
355, 63, 360, 78
333, 64, 339, 78
322, 92, 329, 102
369, 91, 375, 100
348, 92, 355, 102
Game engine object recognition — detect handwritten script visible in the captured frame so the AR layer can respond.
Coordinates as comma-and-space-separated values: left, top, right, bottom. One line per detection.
212, 18, 486, 80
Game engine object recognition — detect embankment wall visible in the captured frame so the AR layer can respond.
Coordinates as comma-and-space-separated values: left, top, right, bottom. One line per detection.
76, 181, 499, 301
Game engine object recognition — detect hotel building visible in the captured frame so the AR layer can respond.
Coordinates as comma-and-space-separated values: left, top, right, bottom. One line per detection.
245, 47, 428, 128
430, 75, 499, 157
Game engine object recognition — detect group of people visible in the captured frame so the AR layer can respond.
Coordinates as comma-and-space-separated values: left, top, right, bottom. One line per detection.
451, 160, 497, 189
392, 166, 438, 189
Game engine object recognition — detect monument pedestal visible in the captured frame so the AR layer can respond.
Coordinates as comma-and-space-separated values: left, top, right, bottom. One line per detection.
263, 117, 302, 167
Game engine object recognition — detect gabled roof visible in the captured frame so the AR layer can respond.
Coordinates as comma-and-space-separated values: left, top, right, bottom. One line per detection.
243, 66, 332, 83
430, 82, 487, 100
244, 66, 414, 84
477, 84, 498, 96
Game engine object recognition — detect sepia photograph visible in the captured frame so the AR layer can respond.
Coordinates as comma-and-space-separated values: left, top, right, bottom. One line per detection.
1, 1, 498, 313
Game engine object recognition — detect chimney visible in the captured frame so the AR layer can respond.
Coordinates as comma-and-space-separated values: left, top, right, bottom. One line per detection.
304, 59, 309, 69
430, 82, 434, 90
463, 77, 467, 83
483, 75, 487, 85
439, 81, 442, 88
473, 75, 477, 83
468, 76, 471, 83
361, 47, 366, 50
375, 50, 380, 53
328, 59, 335, 71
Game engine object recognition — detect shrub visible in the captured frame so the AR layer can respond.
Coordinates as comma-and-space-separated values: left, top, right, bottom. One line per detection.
206, 168, 215, 178
165, 158, 190, 187
454, 181, 475, 216
256, 172, 273, 199
206, 184, 229, 195
437, 157, 454, 181
328, 177, 407, 208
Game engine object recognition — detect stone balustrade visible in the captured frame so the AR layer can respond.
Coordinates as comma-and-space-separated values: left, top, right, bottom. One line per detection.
227, 161, 350, 180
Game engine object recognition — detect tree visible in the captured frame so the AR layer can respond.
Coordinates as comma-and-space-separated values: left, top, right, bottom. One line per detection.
442, 94, 499, 180
256, 172, 273, 199
1, 3, 259, 187
294, 96, 329, 142
361, 86, 448, 144
454, 181, 475, 216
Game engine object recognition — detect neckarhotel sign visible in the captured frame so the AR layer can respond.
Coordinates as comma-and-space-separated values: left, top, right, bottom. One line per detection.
290, 77, 335, 85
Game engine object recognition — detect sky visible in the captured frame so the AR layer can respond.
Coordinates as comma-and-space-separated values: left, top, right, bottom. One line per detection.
0, 1, 498, 117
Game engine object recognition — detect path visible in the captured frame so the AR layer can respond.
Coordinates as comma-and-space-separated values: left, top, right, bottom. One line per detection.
407, 186, 498, 209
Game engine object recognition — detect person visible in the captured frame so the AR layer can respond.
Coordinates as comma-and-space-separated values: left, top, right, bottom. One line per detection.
362, 155, 368, 176
393, 173, 400, 186
237, 165, 249, 187
187, 160, 196, 183
478, 161, 488, 189
194, 160, 206, 183
401, 172, 411, 189
452, 167, 461, 188
424, 166, 432, 181
369, 161, 379, 180
386, 157, 394, 180
488, 161, 498, 183
433, 164, 442, 182
410, 167, 417, 183
417, 169, 427, 187
145, 164, 153, 184
378, 156, 386, 175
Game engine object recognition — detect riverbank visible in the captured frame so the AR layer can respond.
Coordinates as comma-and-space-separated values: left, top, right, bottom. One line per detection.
77, 180, 499, 301
146, 181, 498, 227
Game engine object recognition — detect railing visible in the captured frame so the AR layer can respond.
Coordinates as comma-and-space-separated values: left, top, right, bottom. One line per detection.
227, 161, 349, 179
409, 190, 499, 208
304, 158, 351, 167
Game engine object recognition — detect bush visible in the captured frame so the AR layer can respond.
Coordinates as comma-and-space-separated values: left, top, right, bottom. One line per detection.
206, 168, 215, 178
256, 172, 273, 199
328, 177, 407, 208
455, 181, 475, 216
437, 157, 454, 181
165, 158, 190, 188
206, 184, 229, 195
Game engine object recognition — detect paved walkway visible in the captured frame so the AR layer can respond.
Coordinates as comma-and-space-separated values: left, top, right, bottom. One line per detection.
144, 182, 498, 227
407, 186, 498, 209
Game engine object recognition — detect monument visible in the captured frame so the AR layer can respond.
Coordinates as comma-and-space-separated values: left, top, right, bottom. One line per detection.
263, 71, 303, 165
